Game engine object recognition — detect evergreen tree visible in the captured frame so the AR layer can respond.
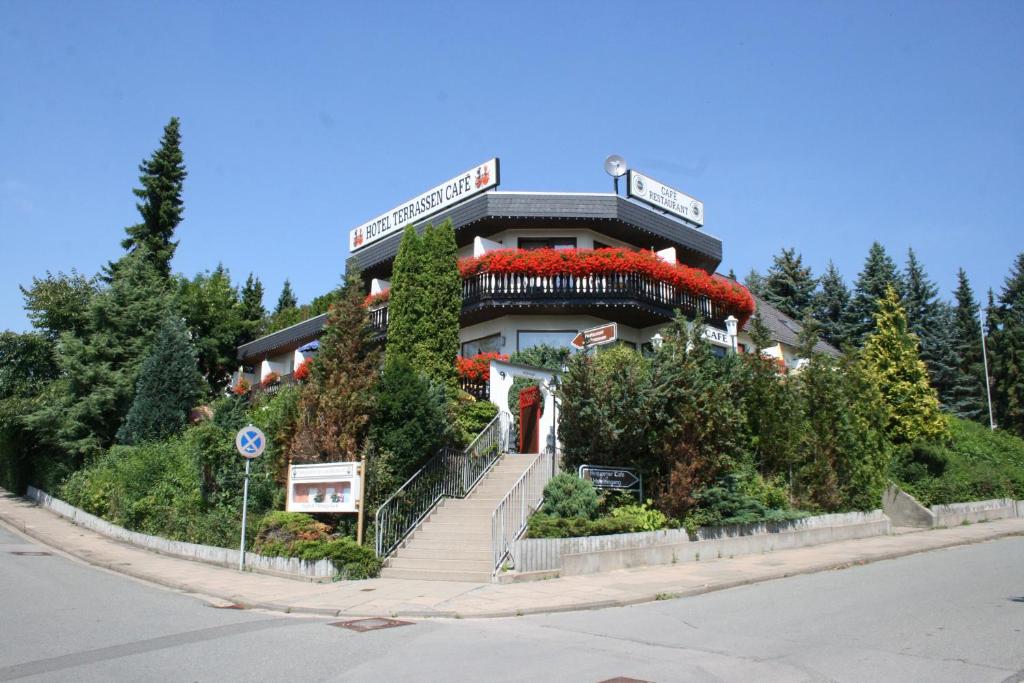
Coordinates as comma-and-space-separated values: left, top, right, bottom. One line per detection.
902, 249, 949, 397
902, 249, 939, 335
746, 310, 774, 353
178, 265, 244, 393
744, 269, 766, 297
861, 285, 947, 444
417, 221, 462, 387
988, 253, 1024, 435
950, 269, 986, 420
238, 273, 266, 344
121, 118, 186, 278
385, 226, 426, 369
274, 279, 298, 314
761, 248, 817, 319
812, 261, 852, 350
921, 303, 976, 414
847, 242, 903, 345
289, 269, 381, 462
29, 249, 173, 459
117, 316, 204, 444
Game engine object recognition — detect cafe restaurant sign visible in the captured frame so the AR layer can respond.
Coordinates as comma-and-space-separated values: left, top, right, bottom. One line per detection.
349, 158, 500, 252
627, 169, 704, 227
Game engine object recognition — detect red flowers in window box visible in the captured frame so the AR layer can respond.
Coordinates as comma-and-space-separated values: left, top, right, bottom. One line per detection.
232, 379, 251, 396
364, 289, 390, 308
456, 352, 509, 382
261, 371, 280, 387
294, 357, 313, 381
458, 248, 755, 323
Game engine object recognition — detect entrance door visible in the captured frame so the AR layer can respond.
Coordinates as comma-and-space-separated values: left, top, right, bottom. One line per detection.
518, 385, 542, 453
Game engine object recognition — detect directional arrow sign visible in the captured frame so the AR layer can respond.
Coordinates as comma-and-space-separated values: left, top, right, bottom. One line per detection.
579, 465, 641, 491
570, 322, 618, 350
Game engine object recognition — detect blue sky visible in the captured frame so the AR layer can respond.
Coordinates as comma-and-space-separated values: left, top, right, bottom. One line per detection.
1, 1, 1021, 332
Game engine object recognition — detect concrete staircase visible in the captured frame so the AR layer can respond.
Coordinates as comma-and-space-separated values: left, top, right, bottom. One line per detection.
380, 453, 538, 582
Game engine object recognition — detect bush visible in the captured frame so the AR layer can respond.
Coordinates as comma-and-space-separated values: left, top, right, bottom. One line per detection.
541, 473, 598, 519
455, 399, 499, 446
526, 512, 633, 538
609, 501, 668, 532
253, 511, 380, 578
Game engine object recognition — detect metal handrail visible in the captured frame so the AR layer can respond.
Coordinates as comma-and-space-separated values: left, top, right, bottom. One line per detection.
491, 449, 555, 572
374, 411, 507, 558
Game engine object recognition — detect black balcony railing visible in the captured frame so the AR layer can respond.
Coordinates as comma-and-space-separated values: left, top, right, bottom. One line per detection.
367, 271, 727, 339
462, 271, 727, 325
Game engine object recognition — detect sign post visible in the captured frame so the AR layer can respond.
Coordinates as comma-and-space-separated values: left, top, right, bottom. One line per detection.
578, 465, 643, 501
235, 425, 267, 571
570, 322, 618, 350
626, 169, 704, 227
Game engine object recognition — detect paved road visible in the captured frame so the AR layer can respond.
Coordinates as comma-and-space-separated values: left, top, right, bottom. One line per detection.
1, 521, 1022, 683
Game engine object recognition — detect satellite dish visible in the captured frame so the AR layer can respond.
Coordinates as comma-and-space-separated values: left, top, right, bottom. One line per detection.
604, 154, 628, 177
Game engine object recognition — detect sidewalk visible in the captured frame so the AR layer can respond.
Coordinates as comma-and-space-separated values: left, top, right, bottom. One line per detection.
2, 491, 1022, 619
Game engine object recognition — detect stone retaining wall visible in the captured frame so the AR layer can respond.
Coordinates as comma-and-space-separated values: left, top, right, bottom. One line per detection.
929, 498, 1018, 528
26, 487, 336, 581
511, 510, 890, 576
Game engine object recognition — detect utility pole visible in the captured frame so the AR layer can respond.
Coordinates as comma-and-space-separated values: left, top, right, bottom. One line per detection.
980, 312, 996, 431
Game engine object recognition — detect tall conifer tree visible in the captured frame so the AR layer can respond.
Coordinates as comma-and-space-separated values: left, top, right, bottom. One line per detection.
761, 248, 817, 320
238, 273, 266, 344
121, 118, 186, 278
274, 279, 298, 314
988, 253, 1024, 435
951, 269, 986, 420
813, 261, 852, 350
848, 242, 902, 345
385, 226, 426, 368
861, 285, 947, 444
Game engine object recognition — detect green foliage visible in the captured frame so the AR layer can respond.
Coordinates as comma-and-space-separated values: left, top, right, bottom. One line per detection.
609, 501, 669, 532
685, 473, 807, 531
735, 354, 803, 479
541, 473, 598, 519
813, 260, 852, 350
761, 247, 817, 319
118, 316, 205, 445
369, 358, 450, 481
274, 278, 298, 315
896, 416, 1024, 505
252, 511, 380, 578
19, 269, 98, 341
0, 332, 58, 399
31, 249, 174, 460
861, 285, 948, 444
385, 222, 461, 387
455, 398, 499, 446
177, 264, 244, 393
238, 273, 266, 344
988, 253, 1024, 436
848, 242, 902, 345
290, 270, 380, 462
526, 512, 635, 538
950, 269, 986, 420
121, 117, 186, 278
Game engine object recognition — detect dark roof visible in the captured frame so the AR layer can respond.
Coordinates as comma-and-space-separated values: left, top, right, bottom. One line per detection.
348, 191, 723, 275
743, 294, 841, 357
236, 313, 328, 362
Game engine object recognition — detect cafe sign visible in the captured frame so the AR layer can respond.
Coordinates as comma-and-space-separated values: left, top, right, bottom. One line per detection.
349, 158, 500, 252
287, 461, 362, 514
627, 169, 704, 227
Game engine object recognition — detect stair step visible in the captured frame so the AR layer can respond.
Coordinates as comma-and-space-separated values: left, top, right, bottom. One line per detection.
398, 537, 491, 551
379, 567, 492, 582
387, 557, 493, 571
394, 547, 492, 561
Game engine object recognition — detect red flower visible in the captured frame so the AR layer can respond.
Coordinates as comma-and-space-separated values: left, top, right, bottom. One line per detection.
294, 357, 313, 381
458, 248, 755, 324
232, 379, 250, 396
364, 289, 391, 308
261, 371, 280, 387
456, 352, 509, 382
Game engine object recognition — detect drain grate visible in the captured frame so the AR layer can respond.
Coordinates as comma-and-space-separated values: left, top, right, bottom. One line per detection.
9, 551, 52, 556
597, 678, 654, 683
360, 588, 376, 592
330, 618, 412, 632
212, 603, 246, 610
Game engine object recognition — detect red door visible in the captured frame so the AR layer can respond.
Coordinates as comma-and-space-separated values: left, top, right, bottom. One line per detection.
518, 385, 542, 453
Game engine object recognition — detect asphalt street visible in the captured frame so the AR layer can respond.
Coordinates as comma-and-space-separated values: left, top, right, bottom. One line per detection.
1, 521, 1022, 683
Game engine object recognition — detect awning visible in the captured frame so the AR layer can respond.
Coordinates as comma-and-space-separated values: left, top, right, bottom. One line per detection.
297, 340, 320, 353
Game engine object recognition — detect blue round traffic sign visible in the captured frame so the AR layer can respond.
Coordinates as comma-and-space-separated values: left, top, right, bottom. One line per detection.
235, 425, 267, 459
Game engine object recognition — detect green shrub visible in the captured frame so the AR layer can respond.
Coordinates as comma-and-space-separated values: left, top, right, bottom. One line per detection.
541, 473, 598, 519
252, 511, 380, 578
609, 501, 668, 532
291, 538, 381, 579
455, 399, 499, 446
526, 512, 634, 538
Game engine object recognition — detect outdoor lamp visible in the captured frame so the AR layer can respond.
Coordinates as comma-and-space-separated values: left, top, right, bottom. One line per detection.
651, 333, 664, 350
725, 315, 739, 354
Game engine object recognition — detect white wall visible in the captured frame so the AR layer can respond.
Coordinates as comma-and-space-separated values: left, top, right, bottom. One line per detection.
456, 227, 640, 259
260, 353, 293, 381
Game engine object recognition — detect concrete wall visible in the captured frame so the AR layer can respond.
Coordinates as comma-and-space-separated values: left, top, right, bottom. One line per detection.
26, 487, 336, 581
930, 499, 1018, 527
882, 484, 936, 528
511, 510, 890, 575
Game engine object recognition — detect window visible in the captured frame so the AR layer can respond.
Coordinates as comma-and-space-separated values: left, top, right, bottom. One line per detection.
593, 240, 610, 250
461, 333, 503, 357
709, 345, 727, 359
517, 330, 578, 352
518, 237, 577, 251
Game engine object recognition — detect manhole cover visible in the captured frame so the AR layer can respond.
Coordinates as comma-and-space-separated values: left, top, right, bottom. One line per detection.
212, 604, 246, 610
9, 551, 51, 556
360, 588, 376, 592
597, 678, 654, 683
330, 618, 412, 632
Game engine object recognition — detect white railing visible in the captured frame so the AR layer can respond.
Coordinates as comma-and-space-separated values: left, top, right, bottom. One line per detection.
491, 449, 554, 572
